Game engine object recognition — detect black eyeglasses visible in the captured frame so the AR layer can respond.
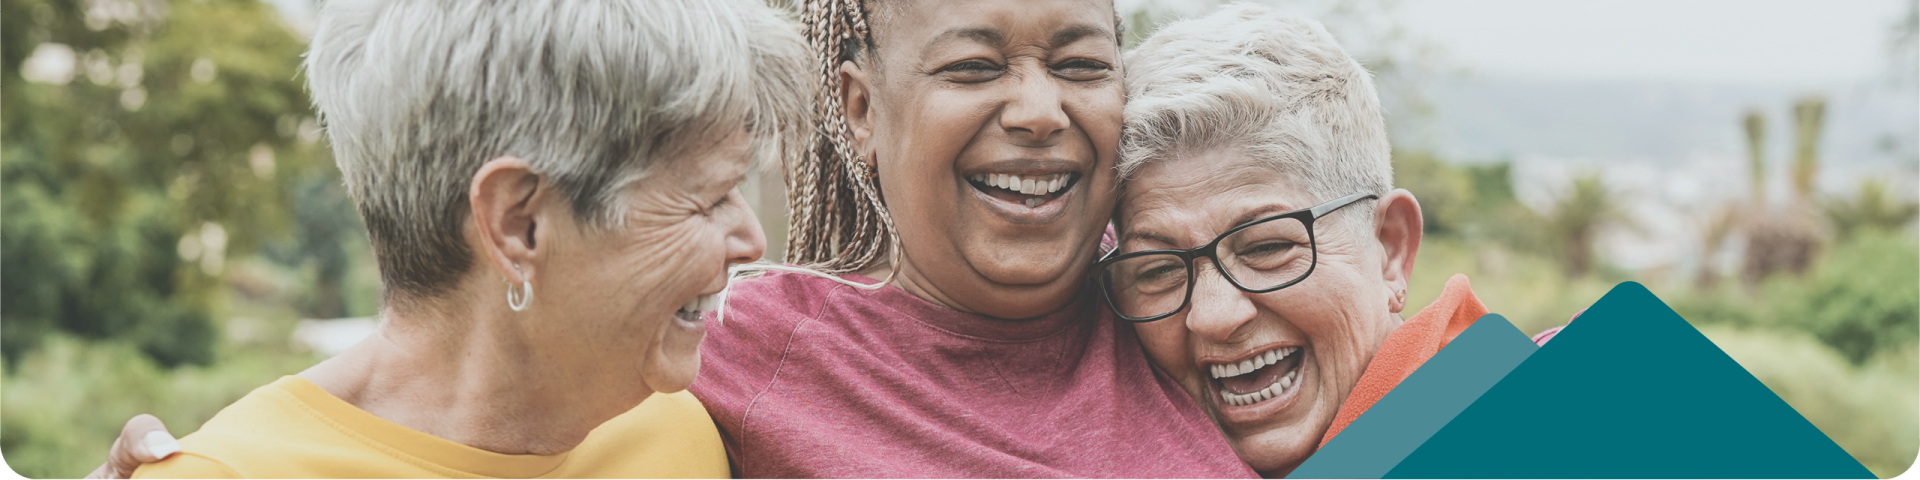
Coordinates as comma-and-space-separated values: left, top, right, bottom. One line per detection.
1095, 192, 1378, 322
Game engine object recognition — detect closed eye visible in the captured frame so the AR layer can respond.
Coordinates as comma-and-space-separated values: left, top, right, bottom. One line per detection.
939, 59, 1004, 83
1051, 58, 1111, 81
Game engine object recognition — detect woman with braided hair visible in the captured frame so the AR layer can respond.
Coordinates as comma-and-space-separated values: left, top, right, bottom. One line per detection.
687, 0, 1256, 476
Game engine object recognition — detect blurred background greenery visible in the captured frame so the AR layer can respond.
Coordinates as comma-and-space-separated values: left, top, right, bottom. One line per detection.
2, 0, 1916, 478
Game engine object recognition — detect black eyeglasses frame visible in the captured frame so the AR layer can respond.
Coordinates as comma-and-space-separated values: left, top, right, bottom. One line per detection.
1094, 191, 1380, 323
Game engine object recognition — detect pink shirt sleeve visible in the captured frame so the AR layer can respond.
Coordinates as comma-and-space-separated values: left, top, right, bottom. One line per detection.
1530, 308, 1583, 346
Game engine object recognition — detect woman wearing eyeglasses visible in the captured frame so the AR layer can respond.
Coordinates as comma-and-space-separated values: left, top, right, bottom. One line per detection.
1104, 5, 1517, 477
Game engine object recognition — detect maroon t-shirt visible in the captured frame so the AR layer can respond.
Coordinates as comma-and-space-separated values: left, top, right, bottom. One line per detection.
690, 271, 1256, 478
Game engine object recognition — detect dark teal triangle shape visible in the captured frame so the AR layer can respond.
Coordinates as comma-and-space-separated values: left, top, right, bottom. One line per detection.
1289, 314, 1537, 479
1383, 282, 1874, 479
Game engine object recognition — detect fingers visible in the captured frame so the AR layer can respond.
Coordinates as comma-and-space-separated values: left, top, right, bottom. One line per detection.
85, 461, 115, 479
95, 414, 178, 479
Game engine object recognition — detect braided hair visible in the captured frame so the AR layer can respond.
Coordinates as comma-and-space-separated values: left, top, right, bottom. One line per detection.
787, 0, 900, 277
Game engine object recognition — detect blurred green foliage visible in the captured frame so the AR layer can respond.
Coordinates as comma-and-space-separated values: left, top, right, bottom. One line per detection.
2, 0, 324, 367
1670, 229, 1920, 365
1, 317, 327, 477
1822, 179, 1920, 241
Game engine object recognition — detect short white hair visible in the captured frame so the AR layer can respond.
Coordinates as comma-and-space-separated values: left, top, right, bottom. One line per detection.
306, 0, 810, 299
1119, 3, 1391, 232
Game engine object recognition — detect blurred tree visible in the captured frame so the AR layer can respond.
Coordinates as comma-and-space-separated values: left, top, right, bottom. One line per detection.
1392, 150, 1475, 236
1821, 179, 1919, 241
1889, 0, 1918, 86
1742, 109, 1766, 203
1544, 172, 1630, 278
1696, 204, 1742, 289
1740, 96, 1830, 286
2, 0, 323, 367
1742, 207, 1824, 286
1789, 96, 1825, 202
261, 171, 365, 319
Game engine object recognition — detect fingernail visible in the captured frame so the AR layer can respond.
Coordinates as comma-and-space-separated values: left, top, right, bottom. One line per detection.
143, 431, 181, 459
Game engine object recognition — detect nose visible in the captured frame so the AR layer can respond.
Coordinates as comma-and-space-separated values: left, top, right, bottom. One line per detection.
1184, 260, 1258, 343
998, 67, 1070, 143
726, 189, 766, 266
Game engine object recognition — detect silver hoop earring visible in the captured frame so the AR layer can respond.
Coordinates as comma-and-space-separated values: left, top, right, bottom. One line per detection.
507, 264, 532, 312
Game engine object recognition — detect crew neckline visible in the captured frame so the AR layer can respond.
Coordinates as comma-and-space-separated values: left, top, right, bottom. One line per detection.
271, 376, 573, 478
834, 273, 1096, 342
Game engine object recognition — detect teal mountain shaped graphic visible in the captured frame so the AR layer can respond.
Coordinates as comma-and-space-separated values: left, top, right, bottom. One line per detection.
1384, 282, 1874, 478
1290, 314, 1538, 479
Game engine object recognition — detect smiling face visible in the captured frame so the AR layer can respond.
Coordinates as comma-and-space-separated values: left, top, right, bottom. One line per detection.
537, 133, 765, 394
1118, 149, 1403, 476
841, 0, 1123, 319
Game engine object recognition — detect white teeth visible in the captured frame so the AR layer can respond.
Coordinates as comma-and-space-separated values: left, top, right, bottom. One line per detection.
1023, 198, 1043, 208
678, 292, 724, 317
972, 173, 1073, 195
1219, 361, 1300, 407
1210, 346, 1300, 379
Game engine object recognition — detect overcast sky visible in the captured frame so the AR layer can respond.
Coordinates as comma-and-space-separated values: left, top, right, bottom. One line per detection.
1396, 0, 1914, 86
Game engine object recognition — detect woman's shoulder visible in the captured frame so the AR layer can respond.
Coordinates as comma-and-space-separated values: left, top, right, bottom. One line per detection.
564, 391, 730, 478
130, 377, 407, 477
727, 269, 848, 307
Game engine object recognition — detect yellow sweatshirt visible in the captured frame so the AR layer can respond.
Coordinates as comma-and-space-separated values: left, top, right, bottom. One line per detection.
133, 376, 729, 478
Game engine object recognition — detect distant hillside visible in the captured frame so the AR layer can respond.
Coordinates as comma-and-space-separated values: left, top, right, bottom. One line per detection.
1392, 76, 1918, 173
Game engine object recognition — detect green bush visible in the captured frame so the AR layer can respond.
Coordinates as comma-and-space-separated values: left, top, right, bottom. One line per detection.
1, 333, 322, 478
1796, 230, 1920, 364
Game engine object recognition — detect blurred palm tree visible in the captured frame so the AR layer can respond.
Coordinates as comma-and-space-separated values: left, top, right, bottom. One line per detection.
1790, 96, 1826, 202
1743, 109, 1767, 204
1739, 95, 1831, 286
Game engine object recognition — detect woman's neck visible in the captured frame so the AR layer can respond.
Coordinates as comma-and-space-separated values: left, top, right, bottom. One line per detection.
297, 296, 651, 456
860, 257, 1084, 321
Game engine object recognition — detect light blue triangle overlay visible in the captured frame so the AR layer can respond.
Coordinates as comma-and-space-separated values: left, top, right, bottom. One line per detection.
1288, 314, 1538, 479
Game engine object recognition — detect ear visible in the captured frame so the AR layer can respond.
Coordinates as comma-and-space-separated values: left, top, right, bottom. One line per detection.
469, 156, 544, 284
1373, 189, 1422, 313
838, 60, 877, 165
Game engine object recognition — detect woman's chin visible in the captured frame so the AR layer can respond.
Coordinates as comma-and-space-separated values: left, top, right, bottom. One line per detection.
641, 355, 700, 394
642, 328, 706, 393
1210, 361, 1328, 477
1233, 430, 1319, 478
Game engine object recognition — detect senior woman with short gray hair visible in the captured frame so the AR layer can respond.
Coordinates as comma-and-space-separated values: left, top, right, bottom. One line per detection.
116, 0, 809, 477
1105, 4, 1504, 477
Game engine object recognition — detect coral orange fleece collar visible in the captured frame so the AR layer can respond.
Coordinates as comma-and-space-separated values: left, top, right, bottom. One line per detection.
1320, 273, 1488, 447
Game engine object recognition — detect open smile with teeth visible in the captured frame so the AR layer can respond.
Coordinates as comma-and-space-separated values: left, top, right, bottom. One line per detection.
1210, 346, 1302, 407
674, 291, 724, 323
967, 172, 1076, 208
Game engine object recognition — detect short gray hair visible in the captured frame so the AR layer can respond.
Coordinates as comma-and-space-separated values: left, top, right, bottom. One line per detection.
1119, 3, 1391, 232
307, 0, 810, 299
